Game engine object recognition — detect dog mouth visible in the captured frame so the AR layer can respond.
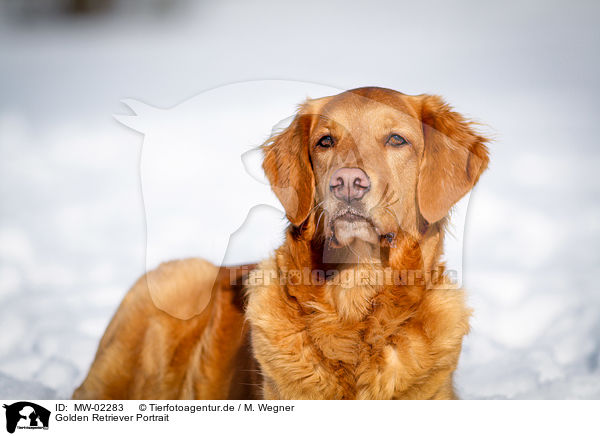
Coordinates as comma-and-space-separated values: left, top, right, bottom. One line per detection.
335, 211, 370, 223
328, 208, 380, 247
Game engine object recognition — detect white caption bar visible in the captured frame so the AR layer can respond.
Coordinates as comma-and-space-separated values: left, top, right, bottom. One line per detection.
1, 400, 597, 436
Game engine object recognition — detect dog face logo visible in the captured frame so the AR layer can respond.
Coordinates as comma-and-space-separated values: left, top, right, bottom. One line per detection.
3, 402, 50, 433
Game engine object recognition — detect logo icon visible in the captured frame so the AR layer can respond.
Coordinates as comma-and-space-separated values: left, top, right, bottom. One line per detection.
3, 402, 50, 433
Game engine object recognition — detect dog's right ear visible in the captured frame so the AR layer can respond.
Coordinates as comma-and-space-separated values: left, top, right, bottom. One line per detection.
262, 104, 317, 227
416, 95, 490, 224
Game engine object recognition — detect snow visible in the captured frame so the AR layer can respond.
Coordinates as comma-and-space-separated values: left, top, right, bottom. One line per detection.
1, 0, 599, 400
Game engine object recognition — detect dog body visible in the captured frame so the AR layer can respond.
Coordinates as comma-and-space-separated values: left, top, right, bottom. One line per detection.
74, 87, 489, 400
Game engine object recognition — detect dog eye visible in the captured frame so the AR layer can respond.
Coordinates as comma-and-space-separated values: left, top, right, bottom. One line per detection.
316, 135, 334, 148
387, 134, 409, 147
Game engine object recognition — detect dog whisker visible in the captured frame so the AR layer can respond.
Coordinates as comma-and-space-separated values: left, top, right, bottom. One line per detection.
315, 209, 326, 231
307, 200, 325, 216
383, 207, 399, 225
372, 184, 390, 210
383, 197, 400, 208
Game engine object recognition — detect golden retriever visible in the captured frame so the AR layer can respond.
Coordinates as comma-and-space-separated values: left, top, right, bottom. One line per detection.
73, 87, 489, 400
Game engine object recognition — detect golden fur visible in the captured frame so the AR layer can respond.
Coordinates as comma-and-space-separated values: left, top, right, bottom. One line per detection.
73, 87, 489, 400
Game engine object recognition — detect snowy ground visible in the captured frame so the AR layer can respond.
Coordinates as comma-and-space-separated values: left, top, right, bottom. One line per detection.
1, 0, 599, 400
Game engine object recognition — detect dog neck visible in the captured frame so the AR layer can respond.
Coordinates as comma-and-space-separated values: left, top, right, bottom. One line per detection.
281, 215, 448, 322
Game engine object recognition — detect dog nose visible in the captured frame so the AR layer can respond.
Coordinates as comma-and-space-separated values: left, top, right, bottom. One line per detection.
329, 167, 371, 203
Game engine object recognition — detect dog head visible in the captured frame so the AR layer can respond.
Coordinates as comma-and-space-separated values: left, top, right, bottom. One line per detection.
263, 87, 489, 250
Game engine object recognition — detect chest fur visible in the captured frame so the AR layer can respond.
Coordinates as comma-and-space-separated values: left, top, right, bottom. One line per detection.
246, 270, 470, 400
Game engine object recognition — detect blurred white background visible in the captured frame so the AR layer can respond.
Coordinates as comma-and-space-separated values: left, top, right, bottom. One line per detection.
0, 0, 599, 399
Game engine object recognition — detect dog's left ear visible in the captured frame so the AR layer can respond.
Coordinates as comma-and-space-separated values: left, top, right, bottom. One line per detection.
416, 95, 490, 224
262, 105, 316, 227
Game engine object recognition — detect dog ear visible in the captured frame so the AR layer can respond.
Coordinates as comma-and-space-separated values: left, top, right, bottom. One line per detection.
262, 107, 316, 227
416, 95, 490, 224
